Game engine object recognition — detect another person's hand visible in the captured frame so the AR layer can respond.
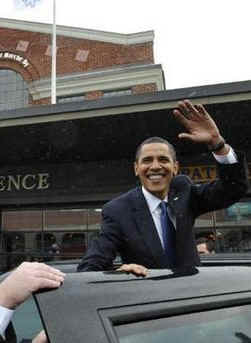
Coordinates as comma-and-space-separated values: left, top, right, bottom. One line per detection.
32, 330, 47, 343
117, 263, 148, 277
0, 262, 65, 309
173, 99, 229, 154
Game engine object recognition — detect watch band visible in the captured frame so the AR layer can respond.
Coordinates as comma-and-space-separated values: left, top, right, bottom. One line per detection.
208, 139, 226, 152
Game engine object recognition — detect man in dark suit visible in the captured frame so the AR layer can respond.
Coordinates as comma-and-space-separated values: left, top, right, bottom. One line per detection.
0, 262, 65, 342
77, 100, 248, 276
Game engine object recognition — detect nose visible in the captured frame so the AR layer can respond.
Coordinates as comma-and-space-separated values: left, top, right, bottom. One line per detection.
150, 159, 161, 170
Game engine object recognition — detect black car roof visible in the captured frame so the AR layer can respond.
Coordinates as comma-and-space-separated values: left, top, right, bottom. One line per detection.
34, 267, 251, 343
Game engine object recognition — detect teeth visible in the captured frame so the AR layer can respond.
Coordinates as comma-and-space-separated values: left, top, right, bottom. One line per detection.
149, 175, 163, 180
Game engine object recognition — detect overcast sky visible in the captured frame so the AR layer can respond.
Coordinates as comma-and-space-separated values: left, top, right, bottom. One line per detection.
2, 0, 251, 90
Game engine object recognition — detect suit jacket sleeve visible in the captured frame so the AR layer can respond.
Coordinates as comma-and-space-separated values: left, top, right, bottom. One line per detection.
190, 150, 249, 217
77, 205, 124, 271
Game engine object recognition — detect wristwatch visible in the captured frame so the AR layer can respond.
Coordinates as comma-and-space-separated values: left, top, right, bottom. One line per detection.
208, 138, 226, 152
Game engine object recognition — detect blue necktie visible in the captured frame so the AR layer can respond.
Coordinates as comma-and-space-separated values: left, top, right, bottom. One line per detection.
160, 201, 176, 267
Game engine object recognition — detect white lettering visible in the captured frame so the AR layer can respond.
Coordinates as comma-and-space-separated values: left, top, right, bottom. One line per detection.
37, 173, 50, 190
0, 176, 6, 191
7, 175, 21, 191
22, 174, 36, 190
0, 173, 51, 192
0, 52, 30, 68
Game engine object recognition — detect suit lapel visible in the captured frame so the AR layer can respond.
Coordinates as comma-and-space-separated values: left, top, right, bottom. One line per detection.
131, 188, 169, 268
168, 176, 191, 264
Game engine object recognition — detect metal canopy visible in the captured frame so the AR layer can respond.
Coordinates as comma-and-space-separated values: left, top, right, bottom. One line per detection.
0, 83, 251, 166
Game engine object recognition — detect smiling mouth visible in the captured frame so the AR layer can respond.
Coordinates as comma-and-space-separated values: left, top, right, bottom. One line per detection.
148, 174, 165, 181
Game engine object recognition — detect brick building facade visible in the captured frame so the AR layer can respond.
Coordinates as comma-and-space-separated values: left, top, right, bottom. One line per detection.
0, 18, 165, 109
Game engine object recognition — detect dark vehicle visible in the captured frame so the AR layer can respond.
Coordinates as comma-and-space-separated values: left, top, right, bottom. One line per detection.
4, 257, 251, 342
13, 264, 251, 343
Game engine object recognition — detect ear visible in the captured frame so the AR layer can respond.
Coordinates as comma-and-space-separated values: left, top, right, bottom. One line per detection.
173, 161, 179, 176
134, 161, 139, 176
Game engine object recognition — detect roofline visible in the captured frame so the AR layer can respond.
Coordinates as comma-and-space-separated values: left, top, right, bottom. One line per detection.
0, 17, 154, 45
1, 79, 251, 127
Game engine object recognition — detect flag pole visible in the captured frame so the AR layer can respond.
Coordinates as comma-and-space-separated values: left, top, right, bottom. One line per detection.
51, 0, 56, 104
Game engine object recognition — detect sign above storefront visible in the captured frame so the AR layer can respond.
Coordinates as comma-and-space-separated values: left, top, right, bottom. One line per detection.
0, 173, 50, 192
179, 165, 217, 182
0, 51, 30, 68
0, 160, 249, 207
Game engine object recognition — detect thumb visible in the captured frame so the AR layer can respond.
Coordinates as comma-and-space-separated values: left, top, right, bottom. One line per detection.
178, 133, 195, 141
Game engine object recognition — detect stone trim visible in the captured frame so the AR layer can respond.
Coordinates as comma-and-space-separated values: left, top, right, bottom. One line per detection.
0, 18, 154, 45
29, 64, 165, 100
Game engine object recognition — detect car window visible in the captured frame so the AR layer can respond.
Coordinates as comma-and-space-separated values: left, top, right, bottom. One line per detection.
12, 296, 43, 342
115, 304, 251, 343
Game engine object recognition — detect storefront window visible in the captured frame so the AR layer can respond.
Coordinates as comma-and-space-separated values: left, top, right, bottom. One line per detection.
61, 233, 86, 259
195, 200, 251, 255
0, 207, 102, 271
1, 232, 25, 270
0, 69, 29, 111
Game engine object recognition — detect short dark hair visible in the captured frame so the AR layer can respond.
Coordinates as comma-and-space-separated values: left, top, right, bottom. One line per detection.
135, 137, 177, 162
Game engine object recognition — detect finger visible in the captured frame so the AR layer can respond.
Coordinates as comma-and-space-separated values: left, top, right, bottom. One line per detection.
195, 104, 210, 119
116, 264, 131, 274
32, 330, 47, 343
173, 109, 190, 126
178, 133, 196, 142
33, 263, 65, 276
177, 101, 192, 119
129, 264, 148, 277
21, 262, 65, 278
33, 278, 62, 290
117, 264, 148, 277
178, 100, 198, 120
32, 270, 65, 285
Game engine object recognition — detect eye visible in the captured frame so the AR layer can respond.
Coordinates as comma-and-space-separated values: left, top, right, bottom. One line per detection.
141, 157, 152, 163
159, 156, 170, 163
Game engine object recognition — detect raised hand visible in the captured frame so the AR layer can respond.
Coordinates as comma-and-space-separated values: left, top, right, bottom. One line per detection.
173, 99, 229, 154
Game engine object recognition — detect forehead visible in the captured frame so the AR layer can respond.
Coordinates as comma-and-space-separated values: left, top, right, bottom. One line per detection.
138, 143, 172, 158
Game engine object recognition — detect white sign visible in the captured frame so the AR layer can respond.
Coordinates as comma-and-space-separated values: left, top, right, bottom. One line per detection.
0, 52, 30, 68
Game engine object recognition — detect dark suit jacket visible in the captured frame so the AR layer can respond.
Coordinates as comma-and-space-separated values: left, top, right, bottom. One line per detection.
0, 323, 17, 343
0, 322, 32, 343
78, 152, 249, 271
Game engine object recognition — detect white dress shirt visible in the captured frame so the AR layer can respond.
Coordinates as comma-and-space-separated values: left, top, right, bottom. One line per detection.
142, 187, 176, 249
142, 147, 238, 249
0, 305, 14, 337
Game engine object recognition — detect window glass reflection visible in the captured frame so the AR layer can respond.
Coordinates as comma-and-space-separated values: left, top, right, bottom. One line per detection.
61, 233, 86, 259
0, 69, 29, 111
195, 200, 251, 255
0, 207, 102, 271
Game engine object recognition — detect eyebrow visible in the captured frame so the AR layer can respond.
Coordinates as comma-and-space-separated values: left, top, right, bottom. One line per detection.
140, 155, 172, 160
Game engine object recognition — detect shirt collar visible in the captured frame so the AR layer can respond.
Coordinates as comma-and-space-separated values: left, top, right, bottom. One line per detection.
142, 186, 168, 213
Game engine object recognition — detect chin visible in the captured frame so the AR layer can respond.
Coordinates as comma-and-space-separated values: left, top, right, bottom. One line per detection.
149, 188, 165, 197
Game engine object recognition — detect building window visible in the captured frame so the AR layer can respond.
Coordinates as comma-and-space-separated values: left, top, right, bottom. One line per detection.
0, 69, 29, 111
57, 94, 85, 103
103, 89, 132, 98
